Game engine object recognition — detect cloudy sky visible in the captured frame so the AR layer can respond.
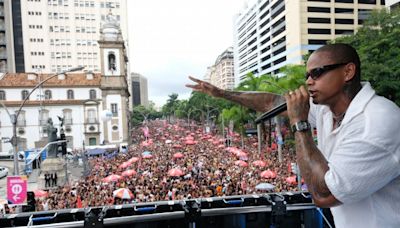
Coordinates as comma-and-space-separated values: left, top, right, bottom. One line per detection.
127, 0, 246, 107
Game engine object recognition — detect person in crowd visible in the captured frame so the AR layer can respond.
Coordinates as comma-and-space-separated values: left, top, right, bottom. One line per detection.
186, 43, 400, 228
44, 173, 50, 188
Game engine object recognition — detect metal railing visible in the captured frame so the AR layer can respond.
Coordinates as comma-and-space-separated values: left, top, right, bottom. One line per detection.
0, 192, 322, 228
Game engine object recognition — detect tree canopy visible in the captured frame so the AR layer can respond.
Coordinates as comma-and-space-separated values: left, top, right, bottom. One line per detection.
333, 8, 400, 105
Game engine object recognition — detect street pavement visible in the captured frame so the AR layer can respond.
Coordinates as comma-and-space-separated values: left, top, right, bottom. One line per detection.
0, 159, 83, 200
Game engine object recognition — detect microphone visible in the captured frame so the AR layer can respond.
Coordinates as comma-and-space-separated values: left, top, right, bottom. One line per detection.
255, 102, 287, 124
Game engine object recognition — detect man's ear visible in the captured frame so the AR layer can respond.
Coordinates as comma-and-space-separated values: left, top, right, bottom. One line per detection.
344, 63, 356, 82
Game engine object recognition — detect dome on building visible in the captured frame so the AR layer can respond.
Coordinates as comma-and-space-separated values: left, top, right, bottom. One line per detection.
100, 11, 122, 41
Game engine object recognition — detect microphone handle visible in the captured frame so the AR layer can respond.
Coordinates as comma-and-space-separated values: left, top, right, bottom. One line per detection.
255, 103, 287, 124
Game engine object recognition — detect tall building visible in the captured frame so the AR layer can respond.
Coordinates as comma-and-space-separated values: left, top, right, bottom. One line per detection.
207, 47, 235, 90
131, 73, 149, 107
234, 0, 385, 84
0, 0, 14, 73
0, 12, 130, 152
3, 0, 128, 74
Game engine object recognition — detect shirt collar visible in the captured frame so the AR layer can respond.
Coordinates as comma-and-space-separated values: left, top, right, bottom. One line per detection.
341, 82, 375, 125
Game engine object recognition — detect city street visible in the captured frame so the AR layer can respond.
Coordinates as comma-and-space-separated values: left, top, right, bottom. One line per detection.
0, 159, 83, 200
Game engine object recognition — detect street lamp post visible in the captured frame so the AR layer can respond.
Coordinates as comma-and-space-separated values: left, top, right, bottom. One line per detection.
187, 108, 203, 131
0, 67, 84, 175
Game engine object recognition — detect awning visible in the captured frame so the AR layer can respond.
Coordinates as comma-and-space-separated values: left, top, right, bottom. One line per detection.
86, 148, 106, 156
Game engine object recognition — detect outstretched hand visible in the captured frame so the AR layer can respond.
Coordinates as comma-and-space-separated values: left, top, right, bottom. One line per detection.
186, 76, 222, 98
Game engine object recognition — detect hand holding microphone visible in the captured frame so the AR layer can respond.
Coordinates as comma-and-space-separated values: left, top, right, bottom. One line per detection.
284, 86, 310, 126
255, 86, 309, 124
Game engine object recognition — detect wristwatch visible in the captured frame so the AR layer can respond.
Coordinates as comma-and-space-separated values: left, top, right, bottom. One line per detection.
291, 121, 311, 133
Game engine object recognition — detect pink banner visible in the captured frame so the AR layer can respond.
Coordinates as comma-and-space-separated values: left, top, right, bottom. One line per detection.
7, 176, 28, 205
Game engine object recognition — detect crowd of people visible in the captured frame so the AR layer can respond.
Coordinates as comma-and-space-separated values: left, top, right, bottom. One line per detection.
33, 120, 299, 211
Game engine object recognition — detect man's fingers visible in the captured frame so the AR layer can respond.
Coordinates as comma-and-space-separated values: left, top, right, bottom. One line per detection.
188, 76, 202, 83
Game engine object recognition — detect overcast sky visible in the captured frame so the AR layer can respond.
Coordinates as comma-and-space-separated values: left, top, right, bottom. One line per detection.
127, 0, 246, 107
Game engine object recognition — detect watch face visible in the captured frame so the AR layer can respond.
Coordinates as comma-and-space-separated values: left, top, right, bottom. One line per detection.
293, 121, 310, 132
298, 122, 308, 130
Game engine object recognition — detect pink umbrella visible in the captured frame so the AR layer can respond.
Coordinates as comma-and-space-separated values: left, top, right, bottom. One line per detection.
119, 161, 131, 169
286, 176, 297, 185
261, 169, 277, 179
252, 160, 267, 168
168, 168, 185, 177
172, 144, 183, 149
185, 136, 194, 141
143, 154, 153, 159
103, 174, 123, 183
173, 152, 184, 159
121, 169, 137, 177
33, 189, 48, 198
128, 157, 139, 163
217, 144, 225, 148
234, 160, 248, 167
185, 140, 196, 145
235, 151, 248, 157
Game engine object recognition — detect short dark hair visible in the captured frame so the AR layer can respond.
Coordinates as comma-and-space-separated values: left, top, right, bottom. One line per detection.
314, 43, 361, 82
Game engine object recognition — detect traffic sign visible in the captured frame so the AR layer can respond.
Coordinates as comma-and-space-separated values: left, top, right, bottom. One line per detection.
7, 176, 28, 205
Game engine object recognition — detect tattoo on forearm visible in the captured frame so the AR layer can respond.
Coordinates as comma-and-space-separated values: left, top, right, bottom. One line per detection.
295, 131, 331, 198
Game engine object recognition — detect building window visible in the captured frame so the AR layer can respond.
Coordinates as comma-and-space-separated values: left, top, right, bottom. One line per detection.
308, 17, 331, 24
67, 89, 74, 99
63, 109, 73, 125
0, 90, 5, 100
44, 90, 52, 99
307, 7, 330, 13
87, 109, 96, 123
22, 90, 29, 100
111, 103, 118, 117
108, 52, 116, 71
16, 110, 26, 127
89, 89, 96, 99
39, 109, 49, 126
308, 28, 331, 34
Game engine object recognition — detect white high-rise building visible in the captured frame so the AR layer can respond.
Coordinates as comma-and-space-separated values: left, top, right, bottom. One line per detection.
4, 0, 128, 74
234, 0, 385, 85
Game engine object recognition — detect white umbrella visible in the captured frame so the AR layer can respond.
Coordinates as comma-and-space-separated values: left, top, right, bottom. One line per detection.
113, 188, 134, 199
255, 183, 275, 191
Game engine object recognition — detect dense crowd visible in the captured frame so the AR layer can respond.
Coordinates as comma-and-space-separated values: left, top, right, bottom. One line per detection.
33, 120, 299, 211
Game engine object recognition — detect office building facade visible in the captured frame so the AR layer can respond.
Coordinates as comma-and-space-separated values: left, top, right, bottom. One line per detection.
234, 0, 385, 84
131, 73, 149, 107
3, 0, 128, 74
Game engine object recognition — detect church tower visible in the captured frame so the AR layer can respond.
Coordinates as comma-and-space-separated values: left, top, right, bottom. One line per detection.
98, 11, 130, 144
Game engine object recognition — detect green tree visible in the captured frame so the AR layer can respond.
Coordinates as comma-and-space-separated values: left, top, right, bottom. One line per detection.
162, 93, 180, 122
333, 8, 400, 105
131, 105, 162, 126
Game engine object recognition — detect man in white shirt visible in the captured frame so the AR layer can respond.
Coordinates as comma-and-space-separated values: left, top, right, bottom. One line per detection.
187, 43, 400, 227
